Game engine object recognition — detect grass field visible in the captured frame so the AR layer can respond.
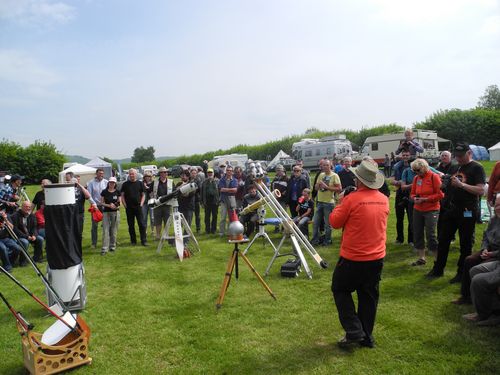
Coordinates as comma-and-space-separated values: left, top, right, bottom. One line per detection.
1, 166, 499, 375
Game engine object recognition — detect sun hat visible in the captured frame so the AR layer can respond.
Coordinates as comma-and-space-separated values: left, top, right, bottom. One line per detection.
350, 161, 384, 190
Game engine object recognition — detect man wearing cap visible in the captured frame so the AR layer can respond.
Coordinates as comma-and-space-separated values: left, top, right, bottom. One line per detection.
427, 142, 486, 282
329, 161, 389, 349
142, 171, 154, 236
152, 167, 173, 240
201, 168, 219, 234
0, 175, 23, 215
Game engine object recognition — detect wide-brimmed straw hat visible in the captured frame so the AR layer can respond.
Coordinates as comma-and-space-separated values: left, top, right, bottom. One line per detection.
350, 161, 384, 190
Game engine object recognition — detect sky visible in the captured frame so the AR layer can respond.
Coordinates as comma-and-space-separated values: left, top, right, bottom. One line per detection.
1, 0, 499, 159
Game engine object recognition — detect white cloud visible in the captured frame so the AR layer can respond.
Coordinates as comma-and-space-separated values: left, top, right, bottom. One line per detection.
0, 0, 75, 25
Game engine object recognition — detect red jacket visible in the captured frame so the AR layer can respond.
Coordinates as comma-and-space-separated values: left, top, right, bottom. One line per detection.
329, 186, 389, 261
410, 171, 444, 212
488, 161, 500, 203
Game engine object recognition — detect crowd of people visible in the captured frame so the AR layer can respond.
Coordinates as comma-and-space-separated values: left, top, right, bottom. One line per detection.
1, 133, 500, 344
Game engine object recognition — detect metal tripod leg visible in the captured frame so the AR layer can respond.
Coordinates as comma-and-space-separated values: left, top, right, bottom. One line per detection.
264, 233, 312, 279
156, 215, 173, 254
179, 213, 200, 252
242, 232, 278, 256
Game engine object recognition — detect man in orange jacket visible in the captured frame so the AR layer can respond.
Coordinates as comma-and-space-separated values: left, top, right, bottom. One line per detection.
329, 161, 389, 348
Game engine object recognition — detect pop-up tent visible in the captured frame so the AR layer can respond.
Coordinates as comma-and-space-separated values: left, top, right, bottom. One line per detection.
85, 157, 112, 179
59, 164, 96, 186
267, 150, 296, 170
489, 142, 500, 161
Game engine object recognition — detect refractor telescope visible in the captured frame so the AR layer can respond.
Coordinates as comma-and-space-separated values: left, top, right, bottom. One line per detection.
148, 182, 197, 206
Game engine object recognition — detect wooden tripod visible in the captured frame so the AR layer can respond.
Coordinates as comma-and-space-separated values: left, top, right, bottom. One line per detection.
216, 240, 276, 310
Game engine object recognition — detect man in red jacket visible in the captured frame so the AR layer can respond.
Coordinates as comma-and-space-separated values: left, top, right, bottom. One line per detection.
329, 161, 389, 348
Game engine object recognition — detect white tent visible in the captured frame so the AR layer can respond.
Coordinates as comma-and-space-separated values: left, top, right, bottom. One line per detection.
85, 157, 113, 179
489, 142, 500, 161
59, 164, 96, 186
267, 150, 292, 170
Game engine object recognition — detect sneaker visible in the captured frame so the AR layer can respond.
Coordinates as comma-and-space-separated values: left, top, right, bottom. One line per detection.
408, 242, 414, 247
359, 337, 375, 348
449, 274, 462, 284
394, 240, 404, 245
337, 335, 365, 348
462, 312, 479, 322
110, 248, 116, 252
101, 250, 107, 256
411, 258, 426, 266
141, 242, 149, 247
426, 269, 443, 279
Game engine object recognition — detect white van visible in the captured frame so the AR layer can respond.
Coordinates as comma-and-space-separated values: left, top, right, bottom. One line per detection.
355, 130, 443, 165
209, 154, 248, 171
141, 165, 158, 175
291, 135, 353, 170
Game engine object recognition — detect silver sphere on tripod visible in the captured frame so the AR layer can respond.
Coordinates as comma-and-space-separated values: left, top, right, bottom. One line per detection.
228, 220, 245, 241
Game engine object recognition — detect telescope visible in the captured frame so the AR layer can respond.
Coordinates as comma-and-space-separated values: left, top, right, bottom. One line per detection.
148, 182, 197, 207
239, 189, 281, 216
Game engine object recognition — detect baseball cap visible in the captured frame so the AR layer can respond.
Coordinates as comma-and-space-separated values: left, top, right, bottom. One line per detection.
109, 177, 117, 183
454, 142, 470, 155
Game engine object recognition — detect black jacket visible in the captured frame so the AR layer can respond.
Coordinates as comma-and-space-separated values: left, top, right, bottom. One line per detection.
10, 210, 38, 239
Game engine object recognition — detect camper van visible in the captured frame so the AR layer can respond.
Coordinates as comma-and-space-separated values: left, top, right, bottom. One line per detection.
140, 165, 158, 176
291, 135, 353, 170
355, 130, 442, 165
209, 154, 249, 171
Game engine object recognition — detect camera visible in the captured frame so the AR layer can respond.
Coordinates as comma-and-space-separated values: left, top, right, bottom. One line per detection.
441, 174, 452, 191
342, 185, 356, 197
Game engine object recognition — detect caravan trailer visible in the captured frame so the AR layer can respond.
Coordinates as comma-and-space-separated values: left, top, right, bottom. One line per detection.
355, 130, 441, 165
291, 136, 353, 170
209, 154, 249, 171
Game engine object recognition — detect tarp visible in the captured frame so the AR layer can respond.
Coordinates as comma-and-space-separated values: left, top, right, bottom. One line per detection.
489, 142, 500, 161
86, 157, 113, 178
267, 150, 291, 169
59, 164, 96, 186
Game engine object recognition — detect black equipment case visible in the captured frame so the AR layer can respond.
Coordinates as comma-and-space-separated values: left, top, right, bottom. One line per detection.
280, 258, 301, 278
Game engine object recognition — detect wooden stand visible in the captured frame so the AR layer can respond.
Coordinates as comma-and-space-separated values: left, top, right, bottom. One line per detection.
17, 317, 92, 375
215, 240, 276, 310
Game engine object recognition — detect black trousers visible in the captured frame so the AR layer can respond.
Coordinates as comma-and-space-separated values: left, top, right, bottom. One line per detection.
332, 257, 384, 341
194, 199, 201, 231
395, 190, 413, 243
434, 209, 477, 275
204, 203, 218, 233
125, 206, 146, 244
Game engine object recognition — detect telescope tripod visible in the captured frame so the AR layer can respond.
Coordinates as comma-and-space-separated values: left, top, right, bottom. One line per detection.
242, 207, 279, 256
216, 240, 276, 310
156, 205, 200, 261
264, 228, 312, 279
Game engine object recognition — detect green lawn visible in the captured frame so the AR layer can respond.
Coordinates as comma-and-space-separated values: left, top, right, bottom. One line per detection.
1, 174, 499, 375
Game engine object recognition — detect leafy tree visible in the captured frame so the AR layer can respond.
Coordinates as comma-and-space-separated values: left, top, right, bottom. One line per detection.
0, 139, 23, 173
477, 84, 500, 109
18, 140, 66, 182
131, 146, 155, 163
415, 108, 500, 148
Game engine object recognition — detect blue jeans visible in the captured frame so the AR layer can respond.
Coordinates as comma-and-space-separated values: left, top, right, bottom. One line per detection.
312, 202, 334, 244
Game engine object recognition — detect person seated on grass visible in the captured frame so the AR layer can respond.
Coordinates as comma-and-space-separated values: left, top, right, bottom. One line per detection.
0, 210, 21, 272
453, 198, 500, 305
11, 201, 44, 263
239, 184, 260, 238
462, 259, 500, 326
293, 188, 314, 238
